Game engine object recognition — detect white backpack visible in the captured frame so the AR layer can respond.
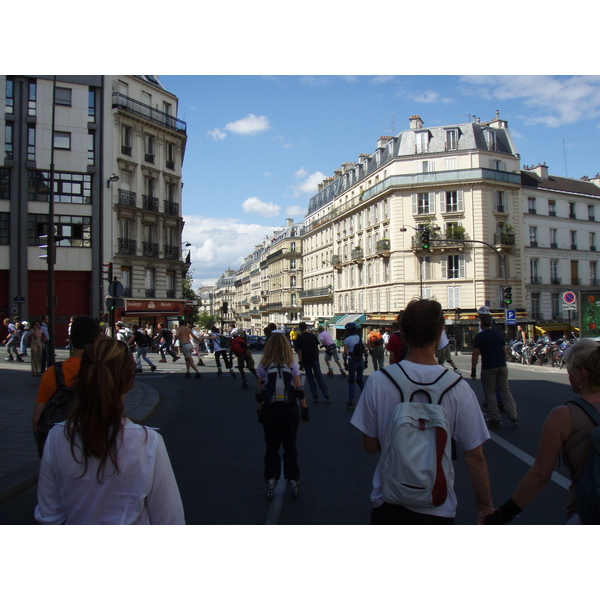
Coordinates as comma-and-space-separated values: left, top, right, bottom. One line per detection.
379, 363, 463, 508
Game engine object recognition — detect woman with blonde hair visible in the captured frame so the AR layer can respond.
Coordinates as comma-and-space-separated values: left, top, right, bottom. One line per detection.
485, 338, 600, 524
256, 332, 308, 499
35, 336, 184, 524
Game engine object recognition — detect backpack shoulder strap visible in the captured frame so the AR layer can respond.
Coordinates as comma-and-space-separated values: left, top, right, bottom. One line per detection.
566, 398, 600, 427
54, 362, 66, 390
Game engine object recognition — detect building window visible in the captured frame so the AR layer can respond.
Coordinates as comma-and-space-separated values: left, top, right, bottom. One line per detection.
53, 131, 71, 150
0, 168, 10, 199
27, 170, 92, 204
145, 134, 155, 163
446, 129, 458, 151
0, 212, 9, 245
530, 259, 540, 284
27, 125, 36, 161
589, 205, 596, 221
591, 261, 598, 286
444, 254, 465, 279
550, 228, 558, 248
5, 77, 14, 114
569, 202, 576, 219
590, 231, 596, 252
27, 213, 91, 247
531, 293, 541, 319
121, 267, 132, 297
551, 259, 559, 284
415, 131, 429, 153
87, 132, 95, 166
570, 230, 577, 250
447, 286, 460, 309
443, 190, 463, 213
548, 200, 556, 217
166, 143, 175, 169
528, 197, 536, 214
493, 191, 506, 212
166, 271, 175, 298
55, 87, 72, 106
121, 126, 132, 156
5, 123, 13, 159
145, 268, 155, 297
529, 226, 538, 247
88, 88, 95, 120
413, 192, 433, 215
422, 160, 433, 173
551, 293, 560, 319
28, 79, 36, 116
484, 129, 496, 151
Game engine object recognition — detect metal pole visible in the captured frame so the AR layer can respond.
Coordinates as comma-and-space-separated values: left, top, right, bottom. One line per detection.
47, 76, 57, 368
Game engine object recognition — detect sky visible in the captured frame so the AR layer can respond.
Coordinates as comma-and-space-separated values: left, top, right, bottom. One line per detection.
161, 74, 600, 289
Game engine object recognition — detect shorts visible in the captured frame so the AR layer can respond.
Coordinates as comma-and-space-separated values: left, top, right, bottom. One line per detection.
436, 345, 452, 364
325, 344, 339, 361
237, 349, 255, 370
181, 342, 194, 359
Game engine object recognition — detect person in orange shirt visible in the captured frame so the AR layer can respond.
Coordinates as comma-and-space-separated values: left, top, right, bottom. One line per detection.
32, 316, 102, 434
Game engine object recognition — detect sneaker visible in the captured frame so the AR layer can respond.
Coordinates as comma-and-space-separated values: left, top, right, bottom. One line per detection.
184, 373, 191, 378
453, 368, 461, 375
288, 479, 299, 498
327, 371, 334, 377
5, 357, 14, 362
197, 359, 205, 366
195, 372, 202, 379
16, 357, 24, 362
267, 478, 277, 499
173, 356, 180, 363
151, 365, 157, 372
341, 371, 347, 377
346, 401, 355, 410
159, 359, 167, 363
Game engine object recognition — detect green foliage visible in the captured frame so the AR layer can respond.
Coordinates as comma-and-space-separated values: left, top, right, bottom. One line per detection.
197, 311, 218, 330
182, 270, 199, 325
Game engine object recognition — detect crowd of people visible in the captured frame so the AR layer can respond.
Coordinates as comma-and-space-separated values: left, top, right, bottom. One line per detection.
3, 305, 599, 526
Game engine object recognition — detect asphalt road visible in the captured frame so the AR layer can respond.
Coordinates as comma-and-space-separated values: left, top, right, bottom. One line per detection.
0, 350, 572, 525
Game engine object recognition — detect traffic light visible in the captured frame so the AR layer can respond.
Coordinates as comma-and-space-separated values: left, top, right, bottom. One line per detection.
503, 286, 512, 305
421, 229, 430, 250
39, 234, 49, 260
102, 262, 113, 282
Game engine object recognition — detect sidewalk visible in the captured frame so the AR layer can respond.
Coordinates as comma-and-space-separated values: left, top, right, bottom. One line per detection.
0, 347, 160, 503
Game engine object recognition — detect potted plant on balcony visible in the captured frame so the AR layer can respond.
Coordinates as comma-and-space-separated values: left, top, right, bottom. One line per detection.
447, 224, 466, 240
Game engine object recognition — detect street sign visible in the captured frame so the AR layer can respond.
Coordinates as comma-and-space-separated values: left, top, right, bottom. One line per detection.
563, 304, 577, 311
13, 296, 25, 303
108, 281, 123, 298
505, 309, 517, 325
563, 291, 577, 304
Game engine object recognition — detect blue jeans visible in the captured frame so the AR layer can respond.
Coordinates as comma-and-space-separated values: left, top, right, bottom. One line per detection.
135, 346, 154, 369
302, 359, 329, 398
159, 340, 177, 360
347, 357, 365, 402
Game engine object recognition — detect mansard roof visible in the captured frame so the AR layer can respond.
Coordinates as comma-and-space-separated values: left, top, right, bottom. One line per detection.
521, 171, 600, 197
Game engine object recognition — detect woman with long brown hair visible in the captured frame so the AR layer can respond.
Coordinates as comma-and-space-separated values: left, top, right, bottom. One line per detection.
35, 336, 184, 524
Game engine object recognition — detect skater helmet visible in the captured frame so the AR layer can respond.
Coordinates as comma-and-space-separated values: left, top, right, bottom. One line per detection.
231, 328, 239, 337
345, 322, 358, 334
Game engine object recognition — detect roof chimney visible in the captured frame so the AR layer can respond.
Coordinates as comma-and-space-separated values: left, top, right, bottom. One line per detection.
533, 163, 549, 179
409, 115, 423, 130
286, 218, 294, 228
591, 173, 600, 188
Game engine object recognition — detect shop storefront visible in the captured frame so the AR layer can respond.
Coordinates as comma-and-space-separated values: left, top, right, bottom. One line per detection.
115, 299, 185, 331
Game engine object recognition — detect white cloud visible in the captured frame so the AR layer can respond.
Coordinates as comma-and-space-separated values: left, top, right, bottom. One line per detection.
242, 196, 281, 218
411, 90, 452, 104
264, 171, 276, 178
460, 75, 600, 127
290, 170, 326, 197
207, 127, 226, 141
182, 215, 277, 286
286, 205, 305, 217
224, 113, 270, 135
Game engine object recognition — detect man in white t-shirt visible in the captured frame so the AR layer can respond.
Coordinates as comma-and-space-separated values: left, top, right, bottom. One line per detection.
351, 299, 494, 525
436, 327, 461, 374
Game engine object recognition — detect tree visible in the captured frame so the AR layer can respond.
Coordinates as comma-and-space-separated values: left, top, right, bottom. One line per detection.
197, 311, 219, 330
182, 269, 200, 325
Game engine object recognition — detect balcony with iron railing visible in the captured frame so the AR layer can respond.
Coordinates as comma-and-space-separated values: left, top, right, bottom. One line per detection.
551, 277, 562, 285
592, 279, 600, 286
351, 247, 364, 262
118, 238, 136, 255
164, 200, 179, 216
119, 189, 137, 207
572, 278, 581, 286
299, 286, 333, 299
266, 302, 283, 310
143, 241, 159, 257
164, 245, 180, 260
143, 195, 159, 212
376, 238, 391, 256
331, 255, 342, 269
494, 233, 516, 247
166, 289, 175, 298
410, 233, 468, 252
531, 276, 542, 284
145, 289, 155, 297
122, 287, 132, 297
112, 93, 187, 134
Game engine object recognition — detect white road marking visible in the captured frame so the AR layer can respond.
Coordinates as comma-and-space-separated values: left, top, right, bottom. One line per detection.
489, 432, 570, 490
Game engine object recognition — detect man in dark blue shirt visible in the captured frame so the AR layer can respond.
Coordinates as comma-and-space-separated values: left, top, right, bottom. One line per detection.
471, 314, 518, 428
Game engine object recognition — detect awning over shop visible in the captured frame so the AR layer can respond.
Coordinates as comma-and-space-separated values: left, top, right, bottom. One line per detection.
535, 323, 569, 333
334, 313, 367, 329
364, 313, 399, 327
325, 314, 345, 325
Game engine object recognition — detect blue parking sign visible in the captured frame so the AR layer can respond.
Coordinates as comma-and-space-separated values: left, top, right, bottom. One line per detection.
505, 309, 516, 325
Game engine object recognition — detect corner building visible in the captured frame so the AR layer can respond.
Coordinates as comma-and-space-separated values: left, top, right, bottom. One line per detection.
301, 113, 523, 344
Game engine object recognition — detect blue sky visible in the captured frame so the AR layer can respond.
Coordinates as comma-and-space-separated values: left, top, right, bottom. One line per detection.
160, 75, 600, 288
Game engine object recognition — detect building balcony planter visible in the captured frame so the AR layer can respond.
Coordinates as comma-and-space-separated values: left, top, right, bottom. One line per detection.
351, 247, 364, 263
376, 238, 391, 256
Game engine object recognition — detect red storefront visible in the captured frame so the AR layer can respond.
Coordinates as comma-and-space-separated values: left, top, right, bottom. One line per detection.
115, 299, 186, 330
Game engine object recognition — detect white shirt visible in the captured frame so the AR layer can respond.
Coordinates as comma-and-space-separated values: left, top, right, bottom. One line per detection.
35, 420, 185, 525
350, 361, 489, 518
437, 328, 450, 350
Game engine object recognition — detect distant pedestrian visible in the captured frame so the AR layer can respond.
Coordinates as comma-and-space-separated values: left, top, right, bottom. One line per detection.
157, 323, 179, 363
255, 332, 308, 499
471, 313, 518, 428
20, 321, 30, 357
343, 322, 368, 410
386, 317, 407, 365
229, 329, 256, 388
367, 327, 385, 371
40, 315, 50, 372
29, 320, 44, 377
317, 326, 347, 377
127, 324, 157, 374
175, 320, 203, 379
3, 317, 23, 362
35, 336, 185, 525
295, 322, 330, 402
210, 326, 236, 378
436, 327, 461, 375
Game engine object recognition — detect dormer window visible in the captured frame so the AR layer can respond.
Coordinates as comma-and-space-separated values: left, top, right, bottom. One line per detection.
415, 131, 429, 153
484, 129, 497, 151
446, 129, 458, 151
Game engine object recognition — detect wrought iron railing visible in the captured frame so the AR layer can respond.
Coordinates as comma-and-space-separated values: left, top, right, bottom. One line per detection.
119, 189, 136, 207
118, 238, 136, 255
143, 195, 159, 212
143, 242, 159, 257
112, 93, 187, 134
